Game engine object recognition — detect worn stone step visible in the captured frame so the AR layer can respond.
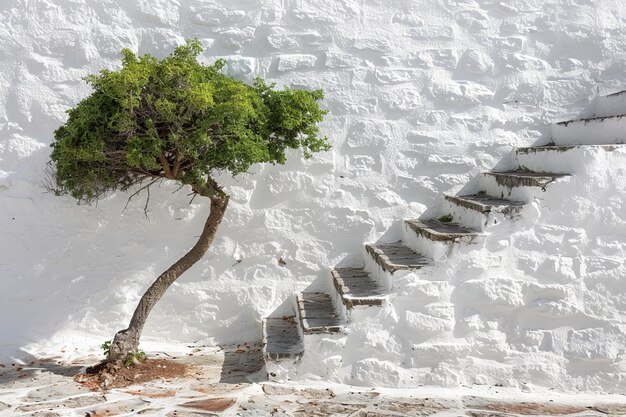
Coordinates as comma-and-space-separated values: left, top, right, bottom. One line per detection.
405, 219, 479, 242
445, 193, 525, 215
551, 113, 626, 145
297, 293, 344, 334
555, 113, 626, 127
515, 143, 626, 175
592, 89, 626, 118
365, 242, 431, 274
331, 268, 386, 309
483, 170, 569, 189
263, 317, 304, 361
516, 144, 623, 155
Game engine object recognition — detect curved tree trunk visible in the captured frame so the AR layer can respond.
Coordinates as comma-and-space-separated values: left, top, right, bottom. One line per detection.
104, 193, 229, 379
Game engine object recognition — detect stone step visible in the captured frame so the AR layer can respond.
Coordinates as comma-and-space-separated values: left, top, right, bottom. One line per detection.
483, 170, 569, 189
445, 193, 525, 215
592, 89, 626, 117
551, 113, 626, 145
263, 317, 304, 361
365, 242, 432, 274
555, 113, 625, 127
297, 293, 344, 334
516, 144, 622, 155
515, 144, 626, 175
404, 219, 479, 242
331, 267, 386, 309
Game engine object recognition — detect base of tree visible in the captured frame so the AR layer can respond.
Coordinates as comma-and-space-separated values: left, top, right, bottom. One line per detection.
76, 357, 192, 390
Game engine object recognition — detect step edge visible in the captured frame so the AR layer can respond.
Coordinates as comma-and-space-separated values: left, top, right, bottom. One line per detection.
262, 318, 304, 360
405, 219, 479, 241
444, 194, 526, 214
516, 144, 624, 153
485, 170, 570, 178
296, 292, 346, 334
365, 242, 430, 274
331, 268, 386, 309
555, 113, 626, 126
445, 194, 491, 213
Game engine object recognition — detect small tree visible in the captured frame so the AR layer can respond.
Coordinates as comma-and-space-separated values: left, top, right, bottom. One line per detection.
49, 40, 329, 379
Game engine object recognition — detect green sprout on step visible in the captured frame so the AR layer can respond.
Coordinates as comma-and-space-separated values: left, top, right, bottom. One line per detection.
438, 214, 453, 223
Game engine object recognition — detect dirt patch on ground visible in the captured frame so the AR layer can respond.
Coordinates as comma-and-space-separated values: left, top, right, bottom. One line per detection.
75, 358, 194, 390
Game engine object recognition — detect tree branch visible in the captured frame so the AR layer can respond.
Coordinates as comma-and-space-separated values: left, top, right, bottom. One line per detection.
190, 177, 223, 198
158, 152, 173, 178
124, 178, 160, 212
143, 183, 151, 218
172, 156, 182, 178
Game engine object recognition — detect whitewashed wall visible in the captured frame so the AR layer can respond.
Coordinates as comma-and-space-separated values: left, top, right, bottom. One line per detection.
1, 0, 626, 385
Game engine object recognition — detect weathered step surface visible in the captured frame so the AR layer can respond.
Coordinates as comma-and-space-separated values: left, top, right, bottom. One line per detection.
263, 317, 304, 360
551, 113, 626, 145
297, 293, 344, 334
484, 170, 568, 189
445, 193, 525, 215
592, 89, 626, 118
366, 242, 431, 274
405, 219, 479, 242
515, 143, 626, 175
516, 144, 622, 154
331, 268, 386, 308
555, 113, 626, 127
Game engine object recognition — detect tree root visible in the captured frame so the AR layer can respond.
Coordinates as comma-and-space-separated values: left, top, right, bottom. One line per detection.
85, 360, 123, 389
78, 357, 190, 391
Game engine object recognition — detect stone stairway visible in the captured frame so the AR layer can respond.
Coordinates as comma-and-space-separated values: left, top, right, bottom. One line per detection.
261, 90, 626, 380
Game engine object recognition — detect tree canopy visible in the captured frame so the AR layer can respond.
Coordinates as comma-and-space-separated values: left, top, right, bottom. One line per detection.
50, 39, 330, 201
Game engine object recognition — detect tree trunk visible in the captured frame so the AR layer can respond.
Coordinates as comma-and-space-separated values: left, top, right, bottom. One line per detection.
104, 193, 229, 375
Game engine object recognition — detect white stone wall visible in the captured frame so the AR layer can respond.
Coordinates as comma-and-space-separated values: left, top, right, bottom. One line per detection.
1, 0, 626, 390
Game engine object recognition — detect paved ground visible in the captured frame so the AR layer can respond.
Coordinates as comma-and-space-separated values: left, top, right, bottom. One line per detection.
1, 344, 626, 416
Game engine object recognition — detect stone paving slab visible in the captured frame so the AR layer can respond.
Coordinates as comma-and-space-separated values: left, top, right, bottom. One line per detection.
181, 397, 236, 412
123, 387, 178, 399
137, 407, 165, 414
15, 394, 107, 413
463, 396, 589, 415
85, 398, 149, 416
23, 381, 91, 402
166, 410, 218, 417
592, 403, 626, 414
